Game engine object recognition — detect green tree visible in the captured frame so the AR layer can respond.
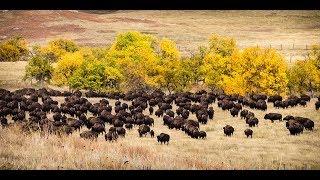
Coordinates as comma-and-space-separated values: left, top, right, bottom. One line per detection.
69, 61, 123, 92
23, 55, 54, 85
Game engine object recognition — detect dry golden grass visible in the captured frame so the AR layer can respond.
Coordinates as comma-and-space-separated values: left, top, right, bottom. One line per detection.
0, 97, 319, 170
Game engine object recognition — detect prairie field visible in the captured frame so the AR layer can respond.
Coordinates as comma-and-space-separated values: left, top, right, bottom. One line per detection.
0, 96, 319, 170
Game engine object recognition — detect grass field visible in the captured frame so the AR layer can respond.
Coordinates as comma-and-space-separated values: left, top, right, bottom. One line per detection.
0, 97, 319, 170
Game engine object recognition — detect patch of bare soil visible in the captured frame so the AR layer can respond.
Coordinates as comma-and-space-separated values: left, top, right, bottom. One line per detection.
0, 10, 101, 42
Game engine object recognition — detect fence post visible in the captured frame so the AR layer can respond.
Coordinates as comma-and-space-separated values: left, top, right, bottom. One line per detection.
280, 44, 282, 50
290, 55, 292, 63
306, 45, 308, 50
269, 44, 271, 49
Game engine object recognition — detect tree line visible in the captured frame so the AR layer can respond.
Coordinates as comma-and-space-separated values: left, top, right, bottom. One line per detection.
0, 32, 319, 96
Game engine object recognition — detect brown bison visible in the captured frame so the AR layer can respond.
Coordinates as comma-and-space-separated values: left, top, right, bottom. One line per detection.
244, 129, 253, 138
150, 130, 155, 138
138, 124, 150, 137
80, 131, 99, 140
105, 131, 118, 142
199, 131, 207, 139
157, 133, 170, 145
264, 113, 282, 123
223, 125, 234, 136
315, 101, 320, 110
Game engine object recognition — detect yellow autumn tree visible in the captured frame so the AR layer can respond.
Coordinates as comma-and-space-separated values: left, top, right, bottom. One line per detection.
0, 35, 29, 62
40, 39, 79, 62
156, 38, 183, 93
203, 34, 288, 96
287, 45, 320, 95
208, 34, 237, 57
51, 50, 86, 86
107, 31, 160, 91
240, 47, 288, 96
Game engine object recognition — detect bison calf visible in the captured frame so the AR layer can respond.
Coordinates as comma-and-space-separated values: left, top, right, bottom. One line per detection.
244, 129, 253, 138
150, 130, 154, 138
199, 131, 207, 139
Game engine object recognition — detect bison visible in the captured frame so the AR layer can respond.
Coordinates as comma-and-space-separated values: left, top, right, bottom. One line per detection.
150, 130, 155, 138
287, 123, 304, 135
304, 119, 314, 131
80, 131, 99, 140
230, 107, 239, 117
315, 101, 320, 110
199, 131, 207, 139
125, 123, 133, 130
244, 129, 253, 138
157, 133, 170, 145
138, 124, 150, 137
264, 113, 282, 123
105, 131, 118, 142
223, 125, 234, 136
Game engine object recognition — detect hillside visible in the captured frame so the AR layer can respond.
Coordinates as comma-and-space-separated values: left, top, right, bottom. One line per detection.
1, 10, 320, 61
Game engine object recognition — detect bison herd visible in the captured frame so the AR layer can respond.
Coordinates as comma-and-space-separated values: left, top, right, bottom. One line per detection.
0, 88, 319, 146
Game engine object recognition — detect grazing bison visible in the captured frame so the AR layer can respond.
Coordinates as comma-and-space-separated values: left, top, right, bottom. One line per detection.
155, 109, 163, 117
91, 123, 106, 134
113, 119, 124, 127
315, 101, 320, 110
299, 99, 307, 107
207, 107, 214, 120
267, 95, 282, 103
283, 115, 295, 121
80, 131, 99, 140
105, 131, 118, 142
199, 131, 207, 139
138, 124, 150, 137
246, 117, 259, 127
264, 113, 282, 123
125, 123, 133, 130
286, 120, 299, 128
244, 129, 253, 138
150, 130, 154, 138
287, 123, 304, 135
116, 127, 126, 137
223, 125, 234, 136
165, 110, 175, 118
186, 120, 199, 128
300, 94, 311, 102
240, 110, 249, 119
0, 117, 8, 128
149, 107, 154, 115
157, 133, 170, 145
230, 107, 239, 117
304, 119, 314, 131
294, 117, 310, 124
